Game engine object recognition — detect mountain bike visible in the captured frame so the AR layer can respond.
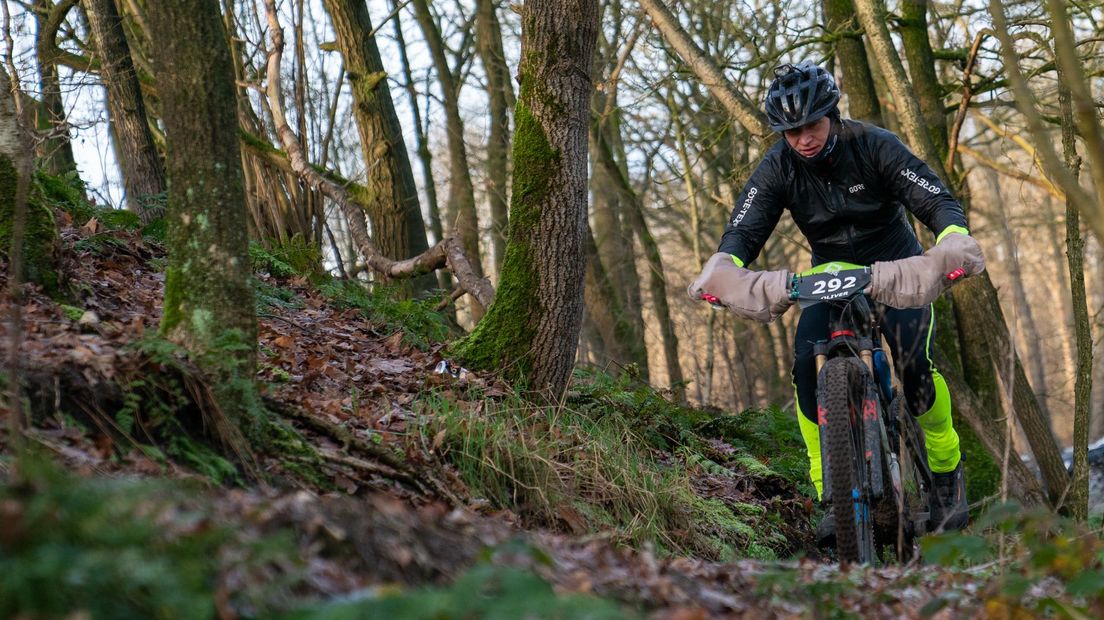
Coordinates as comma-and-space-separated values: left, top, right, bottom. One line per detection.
704, 261, 941, 564
789, 263, 934, 564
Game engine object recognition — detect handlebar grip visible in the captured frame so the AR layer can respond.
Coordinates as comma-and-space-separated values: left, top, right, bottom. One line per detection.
700, 293, 723, 307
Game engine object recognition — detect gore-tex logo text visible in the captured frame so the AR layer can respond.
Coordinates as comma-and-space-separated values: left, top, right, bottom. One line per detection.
848, 183, 865, 194
731, 187, 758, 227
900, 168, 941, 194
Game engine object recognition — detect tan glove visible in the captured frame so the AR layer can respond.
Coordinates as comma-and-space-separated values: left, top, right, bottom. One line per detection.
868, 233, 985, 308
688, 253, 793, 322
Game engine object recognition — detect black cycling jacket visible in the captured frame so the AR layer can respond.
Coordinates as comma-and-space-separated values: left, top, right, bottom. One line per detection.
718, 119, 967, 267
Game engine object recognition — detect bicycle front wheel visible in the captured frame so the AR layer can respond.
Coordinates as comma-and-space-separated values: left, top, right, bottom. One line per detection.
819, 357, 876, 564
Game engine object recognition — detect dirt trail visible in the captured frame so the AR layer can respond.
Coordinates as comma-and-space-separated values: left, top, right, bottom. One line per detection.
2, 221, 985, 618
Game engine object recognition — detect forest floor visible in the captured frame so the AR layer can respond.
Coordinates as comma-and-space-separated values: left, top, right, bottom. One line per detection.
3, 202, 1101, 618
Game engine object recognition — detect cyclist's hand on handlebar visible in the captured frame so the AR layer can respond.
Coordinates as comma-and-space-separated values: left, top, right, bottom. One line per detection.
688, 253, 793, 322
867, 232, 985, 308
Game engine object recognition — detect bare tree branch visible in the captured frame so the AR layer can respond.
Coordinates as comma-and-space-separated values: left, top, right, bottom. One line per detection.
260, 0, 493, 309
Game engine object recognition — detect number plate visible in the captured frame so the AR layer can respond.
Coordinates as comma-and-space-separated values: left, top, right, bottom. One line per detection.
792, 269, 871, 304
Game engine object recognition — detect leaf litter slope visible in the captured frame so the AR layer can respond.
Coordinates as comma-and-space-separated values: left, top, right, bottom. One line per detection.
0, 217, 987, 618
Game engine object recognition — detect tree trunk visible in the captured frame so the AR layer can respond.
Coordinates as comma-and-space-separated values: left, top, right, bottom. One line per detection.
33, 0, 78, 176
84, 0, 166, 223
411, 0, 485, 318
0, 65, 58, 295
896, 0, 948, 160
582, 221, 645, 376
1059, 79, 1093, 520
454, 0, 598, 399
938, 354, 1049, 507
147, 0, 258, 435
590, 110, 648, 379
475, 0, 513, 273
388, 0, 449, 293
595, 132, 685, 400
321, 0, 429, 270
951, 275, 1069, 504
984, 168, 1050, 421
822, 0, 883, 126
850, 0, 945, 182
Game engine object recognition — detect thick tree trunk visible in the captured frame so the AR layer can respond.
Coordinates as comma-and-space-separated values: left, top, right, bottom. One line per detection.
148, 0, 258, 434
321, 0, 429, 269
84, 0, 166, 223
822, 0, 883, 126
411, 0, 485, 318
475, 0, 513, 273
453, 0, 598, 399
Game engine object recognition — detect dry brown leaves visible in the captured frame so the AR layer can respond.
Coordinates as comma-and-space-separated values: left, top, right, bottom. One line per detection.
0, 220, 985, 618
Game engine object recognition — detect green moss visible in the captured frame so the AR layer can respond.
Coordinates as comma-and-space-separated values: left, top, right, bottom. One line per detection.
452, 94, 559, 378
0, 157, 60, 295
60, 304, 84, 322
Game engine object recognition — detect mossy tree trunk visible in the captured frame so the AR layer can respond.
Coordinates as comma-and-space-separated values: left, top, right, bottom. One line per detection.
454, 0, 598, 398
320, 0, 430, 276
822, 0, 883, 126
147, 0, 259, 436
85, 0, 166, 223
0, 65, 58, 296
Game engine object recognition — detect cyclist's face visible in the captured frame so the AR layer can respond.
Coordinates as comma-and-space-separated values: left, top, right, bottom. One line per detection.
784, 116, 831, 158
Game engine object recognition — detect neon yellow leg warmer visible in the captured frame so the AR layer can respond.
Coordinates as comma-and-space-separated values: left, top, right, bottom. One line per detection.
795, 385, 823, 499
916, 369, 961, 473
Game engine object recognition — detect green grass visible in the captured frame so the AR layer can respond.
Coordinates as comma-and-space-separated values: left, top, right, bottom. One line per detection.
418, 369, 800, 559
321, 279, 452, 349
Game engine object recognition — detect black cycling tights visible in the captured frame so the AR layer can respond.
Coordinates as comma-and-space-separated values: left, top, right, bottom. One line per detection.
792, 302, 937, 424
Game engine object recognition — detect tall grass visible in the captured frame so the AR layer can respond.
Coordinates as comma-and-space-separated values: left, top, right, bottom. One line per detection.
418, 370, 802, 559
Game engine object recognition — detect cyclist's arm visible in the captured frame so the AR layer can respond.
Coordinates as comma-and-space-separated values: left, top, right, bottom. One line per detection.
870, 128, 968, 242
718, 152, 787, 267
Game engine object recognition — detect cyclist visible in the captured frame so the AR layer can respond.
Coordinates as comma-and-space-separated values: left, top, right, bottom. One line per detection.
688, 61, 985, 543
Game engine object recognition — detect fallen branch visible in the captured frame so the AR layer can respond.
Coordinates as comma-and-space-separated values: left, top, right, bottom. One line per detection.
261, 0, 493, 309
273, 399, 464, 507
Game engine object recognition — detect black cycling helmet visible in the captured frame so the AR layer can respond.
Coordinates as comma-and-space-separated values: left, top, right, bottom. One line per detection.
764, 61, 840, 132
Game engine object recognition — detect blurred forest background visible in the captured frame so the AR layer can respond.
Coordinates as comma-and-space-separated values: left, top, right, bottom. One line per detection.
5, 0, 1103, 467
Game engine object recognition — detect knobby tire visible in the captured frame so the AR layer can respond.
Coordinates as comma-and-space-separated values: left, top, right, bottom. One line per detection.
821, 358, 873, 564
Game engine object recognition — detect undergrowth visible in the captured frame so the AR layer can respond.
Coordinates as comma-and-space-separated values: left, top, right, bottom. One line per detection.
418, 368, 808, 560
321, 279, 452, 349
921, 502, 1104, 616
0, 455, 298, 619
